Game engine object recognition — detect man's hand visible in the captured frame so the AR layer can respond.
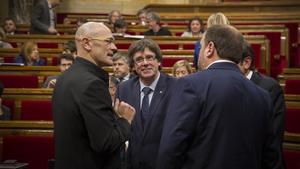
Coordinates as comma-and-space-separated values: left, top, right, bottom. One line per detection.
48, 79, 57, 88
48, 27, 58, 34
114, 99, 136, 124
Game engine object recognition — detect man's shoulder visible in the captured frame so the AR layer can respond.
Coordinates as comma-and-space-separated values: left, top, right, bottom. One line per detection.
252, 72, 280, 92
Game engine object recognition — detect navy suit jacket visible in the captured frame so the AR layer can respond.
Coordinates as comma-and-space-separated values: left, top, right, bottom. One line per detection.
30, 0, 51, 34
116, 73, 176, 169
156, 62, 280, 169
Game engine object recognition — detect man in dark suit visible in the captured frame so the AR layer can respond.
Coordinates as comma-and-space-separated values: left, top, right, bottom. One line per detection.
116, 38, 176, 169
43, 53, 74, 88
112, 52, 133, 84
30, 0, 60, 34
52, 22, 136, 169
238, 41, 285, 168
156, 25, 280, 169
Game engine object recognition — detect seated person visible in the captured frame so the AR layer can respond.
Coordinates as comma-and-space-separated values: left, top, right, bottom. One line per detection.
0, 27, 13, 48
113, 18, 128, 35
14, 41, 45, 66
136, 8, 150, 26
3, 17, 18, 35
107, 10, 122, 28
144, 12, 172, 36
181, 17, 204, 38
43, 53, 74, 88
172, 60, 193, 78
0, 82, 11, 120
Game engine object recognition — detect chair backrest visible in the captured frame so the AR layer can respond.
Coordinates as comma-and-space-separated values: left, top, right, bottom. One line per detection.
0, 75, 39, 88
20, 100, 52, 121
2, 135, 54, 169
284, 150, 300, 169
285, 108, 300, 134
285, 79, 300, 94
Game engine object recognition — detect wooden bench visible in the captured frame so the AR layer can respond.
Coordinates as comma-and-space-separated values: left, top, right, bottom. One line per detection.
5, 35, 270, 74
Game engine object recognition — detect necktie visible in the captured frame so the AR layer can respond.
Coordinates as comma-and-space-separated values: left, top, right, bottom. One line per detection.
141, 87, 152, 128
118, 77, 124, 83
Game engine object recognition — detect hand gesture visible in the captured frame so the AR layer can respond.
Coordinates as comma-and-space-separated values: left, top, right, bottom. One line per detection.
114, 99, 136, 124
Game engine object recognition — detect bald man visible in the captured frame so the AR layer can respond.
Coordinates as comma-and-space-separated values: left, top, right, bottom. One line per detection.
52, 22, 136, 169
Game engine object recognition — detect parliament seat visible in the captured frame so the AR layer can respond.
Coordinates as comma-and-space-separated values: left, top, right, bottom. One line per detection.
20, 100, 53, 121
0, 75, 39, 88
285, 79, 300, 94
284, 150, 300, 169
285, 108, 300, 134
2, 135, 54, 169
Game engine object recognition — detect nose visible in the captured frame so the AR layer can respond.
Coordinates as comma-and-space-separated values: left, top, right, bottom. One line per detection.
109, 43, 118, 54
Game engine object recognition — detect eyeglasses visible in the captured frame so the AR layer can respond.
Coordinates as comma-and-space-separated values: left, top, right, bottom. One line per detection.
90, 37, 115, 46
76, 36, 115, 47
134, 55, 156, 65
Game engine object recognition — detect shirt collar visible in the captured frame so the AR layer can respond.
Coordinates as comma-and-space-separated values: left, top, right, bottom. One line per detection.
123, 73, 130, 81
246, 70, 253, 80
139, 72, 160, 92
206, 59, 235, 69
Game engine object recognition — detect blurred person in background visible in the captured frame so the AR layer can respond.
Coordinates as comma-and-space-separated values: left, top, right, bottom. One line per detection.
43, 53, 74, 88
0, 27, 13, 48
14, 41, 45, 66
172, 60, 193, 78
144, 12, 172, 36
181, 17, 205, 38
0, 82, 11, 120
3, 17, 17, 35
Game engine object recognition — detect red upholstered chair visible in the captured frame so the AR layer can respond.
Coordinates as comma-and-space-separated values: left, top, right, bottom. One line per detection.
37, 43, 59, 49
159, 44, 179, 50
20, 100, 53, 121
2, 135, 54, 169
285, 80, 300, 94
52, 57, 59, 66
248, 32, 283, 78
0, 75, 39, 88
285, 108, 300, 134
284, 150, 300, 169
2, 56, 15, 63
116, 43, 131, 49
183, 44, 195, 50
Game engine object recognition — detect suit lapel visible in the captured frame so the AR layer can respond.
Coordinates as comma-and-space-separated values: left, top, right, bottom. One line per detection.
142, 74, 167, 138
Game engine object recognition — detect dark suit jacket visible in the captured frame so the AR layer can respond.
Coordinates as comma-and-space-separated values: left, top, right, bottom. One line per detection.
30, 0, 51, 34
52, 57, 131, 169
251, 71, 285, 168
157, 62, 280, 169
116, 73, 176, 169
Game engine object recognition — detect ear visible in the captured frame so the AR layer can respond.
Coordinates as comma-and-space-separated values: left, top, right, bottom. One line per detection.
243, 56, 253, 70
81, 38, 92, 51
205, 41, 215, 58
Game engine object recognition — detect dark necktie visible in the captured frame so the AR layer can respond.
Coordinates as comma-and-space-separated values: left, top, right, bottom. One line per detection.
119, 77, 124, 83
141, 87, 152, 128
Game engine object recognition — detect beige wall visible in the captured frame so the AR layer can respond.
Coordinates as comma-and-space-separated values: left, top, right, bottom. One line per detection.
0, 0, 9, 23
57, 0, 218, 15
